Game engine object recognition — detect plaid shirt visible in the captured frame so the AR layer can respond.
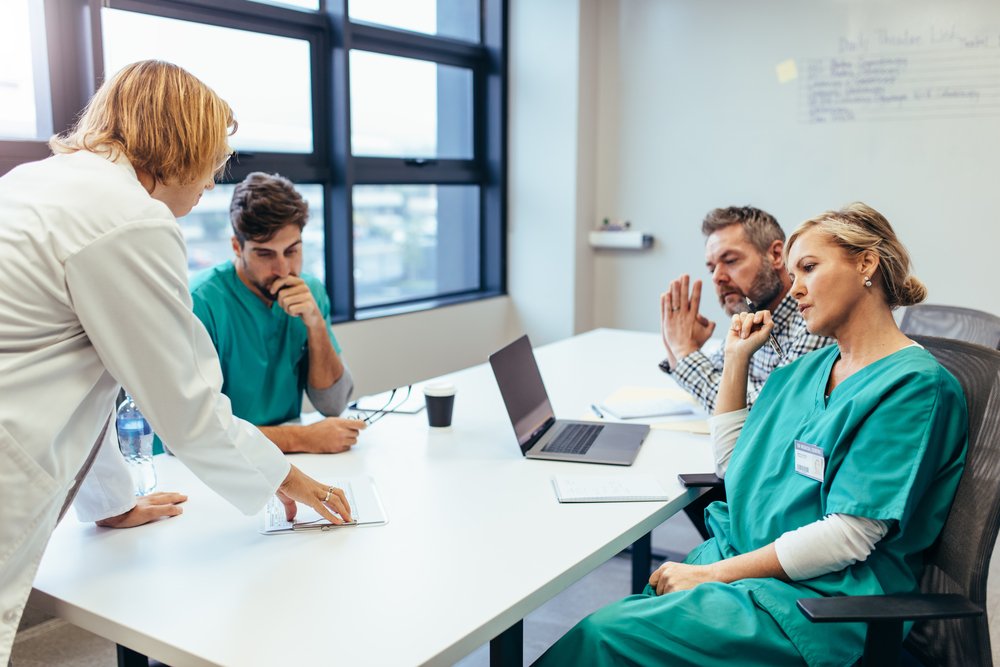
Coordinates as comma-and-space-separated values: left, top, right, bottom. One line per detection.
671, 294, 835, 413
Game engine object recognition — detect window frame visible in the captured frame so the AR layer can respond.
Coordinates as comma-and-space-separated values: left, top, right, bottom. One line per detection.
0, 0, 506, 322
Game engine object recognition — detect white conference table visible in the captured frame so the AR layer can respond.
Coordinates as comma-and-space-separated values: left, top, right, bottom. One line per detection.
29, 328, 716, 666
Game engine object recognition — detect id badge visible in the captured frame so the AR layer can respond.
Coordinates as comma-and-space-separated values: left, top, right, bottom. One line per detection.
794, 440, 825, 482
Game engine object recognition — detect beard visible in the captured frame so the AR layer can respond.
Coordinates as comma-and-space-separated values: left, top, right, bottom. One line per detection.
719, 262, 784, 316
744, 263, 784, 313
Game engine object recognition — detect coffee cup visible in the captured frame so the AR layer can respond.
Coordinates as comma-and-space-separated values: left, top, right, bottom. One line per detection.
424, 383, 456, 428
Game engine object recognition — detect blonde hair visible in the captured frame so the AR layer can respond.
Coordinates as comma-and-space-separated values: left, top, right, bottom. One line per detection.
50, 60, 236, 184
786, 202, 927, 309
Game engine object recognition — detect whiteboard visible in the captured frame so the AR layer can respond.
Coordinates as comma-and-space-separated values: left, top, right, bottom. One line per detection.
595, 0, 1000, 330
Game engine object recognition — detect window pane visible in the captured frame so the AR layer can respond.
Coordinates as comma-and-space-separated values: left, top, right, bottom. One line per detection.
0, 0, 49, 140
102, 9, 313, 153
180, 184, 325, 284
249, 0, 319, 10
349, 0, 479, 42
353, 184, 479, 307
350, 51, 472, 159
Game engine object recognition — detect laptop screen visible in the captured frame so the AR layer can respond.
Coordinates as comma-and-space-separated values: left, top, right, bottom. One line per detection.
489, 335, 555, 453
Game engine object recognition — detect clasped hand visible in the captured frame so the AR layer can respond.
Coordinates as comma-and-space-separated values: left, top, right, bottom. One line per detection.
649, 560, 719, 595
660, 274, 716, 367
724, 310, 774, 361
270, 275, 322, 327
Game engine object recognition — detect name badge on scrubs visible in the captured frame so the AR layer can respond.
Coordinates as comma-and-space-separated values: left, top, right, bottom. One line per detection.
794, 440, 825, 482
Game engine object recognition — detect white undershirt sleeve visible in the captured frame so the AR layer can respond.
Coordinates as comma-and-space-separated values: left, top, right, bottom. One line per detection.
707, 408, 748, 478
775, 514, 890, 581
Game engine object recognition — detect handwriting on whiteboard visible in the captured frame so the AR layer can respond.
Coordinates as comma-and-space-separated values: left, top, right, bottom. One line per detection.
801, 26, 1000, 123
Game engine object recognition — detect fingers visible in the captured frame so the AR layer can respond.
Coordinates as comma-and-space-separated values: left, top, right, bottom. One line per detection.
679, 274, 690, 311
690, 279, 703, 313
339, 418, 367, 431
323, 486, 352, 523
277, 489, 298, 522
143, 492, 188, 505
139, 502, 184, 521
670, 278, 682, 315
660, 292, 668, 321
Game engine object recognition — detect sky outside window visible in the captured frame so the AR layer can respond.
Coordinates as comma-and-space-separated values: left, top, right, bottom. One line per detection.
102, 8, 313, 153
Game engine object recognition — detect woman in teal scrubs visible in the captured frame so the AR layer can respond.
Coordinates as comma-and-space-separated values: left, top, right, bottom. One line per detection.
535, 203, 968, 667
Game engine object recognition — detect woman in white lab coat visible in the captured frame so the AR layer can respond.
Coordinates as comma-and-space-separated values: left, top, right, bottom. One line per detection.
0, 60, 350, 662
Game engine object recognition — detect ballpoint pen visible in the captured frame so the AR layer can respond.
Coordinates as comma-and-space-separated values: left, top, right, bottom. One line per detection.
745, 297, 785, 359
590, 403, 605, 419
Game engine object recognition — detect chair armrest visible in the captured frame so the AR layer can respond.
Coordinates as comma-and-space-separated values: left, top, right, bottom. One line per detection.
797, 594, 982, 624
677, 473, 724, 488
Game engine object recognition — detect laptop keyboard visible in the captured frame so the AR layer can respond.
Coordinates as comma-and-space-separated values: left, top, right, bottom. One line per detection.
542, 423, 604, 455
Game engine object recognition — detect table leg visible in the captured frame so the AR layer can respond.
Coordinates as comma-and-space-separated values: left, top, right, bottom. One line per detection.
631, 531, 652, 594
490, 619, 523, 667
116, 644, 149, 667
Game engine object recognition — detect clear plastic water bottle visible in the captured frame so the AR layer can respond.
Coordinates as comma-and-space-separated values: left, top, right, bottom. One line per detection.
116, 392, 156, 495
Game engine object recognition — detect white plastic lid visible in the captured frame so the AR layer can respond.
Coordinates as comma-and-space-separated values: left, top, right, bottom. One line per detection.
423, 382, 456, 397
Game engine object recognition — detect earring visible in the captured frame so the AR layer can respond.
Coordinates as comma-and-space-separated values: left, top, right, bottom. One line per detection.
864, 277, 872, 288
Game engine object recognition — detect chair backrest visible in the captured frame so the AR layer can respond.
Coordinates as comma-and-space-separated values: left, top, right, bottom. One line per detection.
900, 304, 1000, 350
906, 336, 1000, 666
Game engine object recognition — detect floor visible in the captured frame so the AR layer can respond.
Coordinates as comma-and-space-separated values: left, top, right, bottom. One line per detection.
13, 515, 1000, 666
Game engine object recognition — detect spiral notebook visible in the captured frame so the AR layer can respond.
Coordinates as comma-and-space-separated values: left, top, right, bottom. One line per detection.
551, 474, 670, 503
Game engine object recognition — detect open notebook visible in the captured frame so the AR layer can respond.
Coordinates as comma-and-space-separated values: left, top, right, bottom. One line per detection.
259, 475, 388, 534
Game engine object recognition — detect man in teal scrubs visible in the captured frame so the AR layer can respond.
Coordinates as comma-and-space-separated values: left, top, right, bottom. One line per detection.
189, 172, 364, 453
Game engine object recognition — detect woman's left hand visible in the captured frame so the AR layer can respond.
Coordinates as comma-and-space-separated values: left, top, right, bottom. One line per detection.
723, 310, 774, 361
649, 560, 719, 595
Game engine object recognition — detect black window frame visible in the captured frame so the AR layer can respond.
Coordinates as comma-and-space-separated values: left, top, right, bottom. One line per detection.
0, 0, 507, 323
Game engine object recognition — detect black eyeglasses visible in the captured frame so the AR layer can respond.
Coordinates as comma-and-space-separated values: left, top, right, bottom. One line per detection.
351, 385, 412, 425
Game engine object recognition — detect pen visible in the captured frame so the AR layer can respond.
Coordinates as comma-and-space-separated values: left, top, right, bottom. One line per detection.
590, 404, 605, 419
744, 297, 785, 359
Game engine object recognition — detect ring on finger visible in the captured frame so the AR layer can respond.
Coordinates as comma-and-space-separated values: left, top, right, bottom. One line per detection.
323, 487, 333, 503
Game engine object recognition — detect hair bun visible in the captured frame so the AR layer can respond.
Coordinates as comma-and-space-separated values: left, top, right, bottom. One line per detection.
897, 275, 927, 307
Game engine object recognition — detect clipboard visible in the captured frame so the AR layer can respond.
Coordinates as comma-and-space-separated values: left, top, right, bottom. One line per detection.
259, 476, 388, 534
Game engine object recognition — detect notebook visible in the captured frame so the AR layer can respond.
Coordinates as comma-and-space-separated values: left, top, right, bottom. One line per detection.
551, 474, 670, 503
259, 476, 388, 534
599, 386, 697, 420
489, 335, 649, 465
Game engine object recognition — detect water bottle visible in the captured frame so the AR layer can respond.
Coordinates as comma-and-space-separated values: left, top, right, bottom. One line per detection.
116, 392, 157, 495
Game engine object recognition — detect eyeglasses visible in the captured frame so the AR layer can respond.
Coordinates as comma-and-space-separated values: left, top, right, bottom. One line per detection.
350, 385, 412, 426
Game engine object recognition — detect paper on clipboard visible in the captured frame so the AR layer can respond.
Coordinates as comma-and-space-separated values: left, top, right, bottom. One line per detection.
599, 386, 697, 420
259, 476, 388, 534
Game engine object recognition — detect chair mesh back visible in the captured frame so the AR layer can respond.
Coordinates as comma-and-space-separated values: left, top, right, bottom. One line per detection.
906, 336, 1000, 666
900, 305, 1000, 350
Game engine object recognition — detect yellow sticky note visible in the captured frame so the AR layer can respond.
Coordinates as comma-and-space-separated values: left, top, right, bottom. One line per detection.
776, 59, 798, 84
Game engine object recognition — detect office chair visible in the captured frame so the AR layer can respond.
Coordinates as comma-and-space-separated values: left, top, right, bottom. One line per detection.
900, 304, 1000, 350
798, 336, 1000, 666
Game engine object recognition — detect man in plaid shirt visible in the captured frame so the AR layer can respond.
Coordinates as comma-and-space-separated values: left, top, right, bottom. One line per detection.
660, 206, 834, 413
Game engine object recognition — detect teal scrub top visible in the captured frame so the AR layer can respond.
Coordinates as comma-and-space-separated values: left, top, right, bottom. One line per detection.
700, 344, 968, 666
190, 262, 342, 427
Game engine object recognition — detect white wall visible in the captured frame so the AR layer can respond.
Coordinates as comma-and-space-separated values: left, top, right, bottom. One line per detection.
593, 0, 1000, 332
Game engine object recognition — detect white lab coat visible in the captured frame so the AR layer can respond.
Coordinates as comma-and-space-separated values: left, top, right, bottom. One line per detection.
0, 150, 290, 661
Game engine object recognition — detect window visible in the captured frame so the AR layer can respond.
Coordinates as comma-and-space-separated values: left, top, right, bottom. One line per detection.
0, 0, 506, 321
350, 51, 473, 159
349, 0, 479, 43
102, 8, 314, 153
353, 184, 479, 307
0, 0, 50, 140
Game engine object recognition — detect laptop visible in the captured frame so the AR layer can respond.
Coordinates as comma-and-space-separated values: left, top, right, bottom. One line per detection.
488, 335, 649, 465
